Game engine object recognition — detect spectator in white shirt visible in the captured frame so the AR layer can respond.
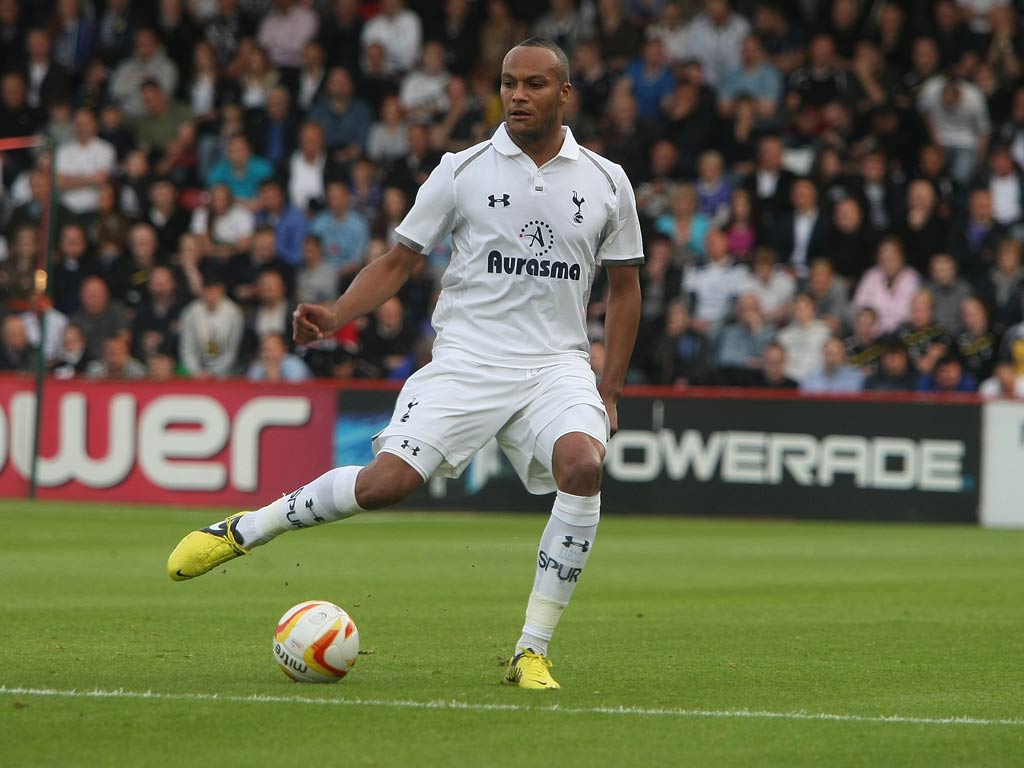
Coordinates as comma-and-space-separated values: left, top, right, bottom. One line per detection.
737, 246, 795, 326
777, 292, 833, 383
683, 228, 746, 338
398, 41, 451, 123
682, 0, 751, 85
361, 0, 422, 76
977, 143, 1024, 227
918, 75, 991, 185
191, 183, 255, 259
257, 0, 318, 72
288, 122, 327, 213
55, 108, 116, 218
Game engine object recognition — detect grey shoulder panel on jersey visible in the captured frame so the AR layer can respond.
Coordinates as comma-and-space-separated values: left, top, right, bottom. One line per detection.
453, 143, 492, 178
396, 233, 426, 253
578, 147, 617, 195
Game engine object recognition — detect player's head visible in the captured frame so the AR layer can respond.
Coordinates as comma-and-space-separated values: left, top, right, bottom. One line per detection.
501, 38, 571, 144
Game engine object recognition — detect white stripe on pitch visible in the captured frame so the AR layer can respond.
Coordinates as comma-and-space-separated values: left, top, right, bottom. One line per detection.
0, 685, 1021, 727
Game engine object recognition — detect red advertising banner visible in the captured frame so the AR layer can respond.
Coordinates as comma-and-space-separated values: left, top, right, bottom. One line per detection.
0, 375, 336, 506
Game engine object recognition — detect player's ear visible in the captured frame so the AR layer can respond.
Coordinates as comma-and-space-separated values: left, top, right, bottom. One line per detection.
560, 81, 572, 105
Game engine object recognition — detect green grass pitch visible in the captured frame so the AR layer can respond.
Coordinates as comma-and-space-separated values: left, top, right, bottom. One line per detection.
1, 501, 1023, 767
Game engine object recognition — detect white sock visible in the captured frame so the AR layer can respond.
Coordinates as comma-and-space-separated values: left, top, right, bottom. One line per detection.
235, 466, 365, 547
515, 491, 600, 657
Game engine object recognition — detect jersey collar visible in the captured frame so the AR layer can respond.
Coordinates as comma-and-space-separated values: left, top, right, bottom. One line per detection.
492, 123, 581, 162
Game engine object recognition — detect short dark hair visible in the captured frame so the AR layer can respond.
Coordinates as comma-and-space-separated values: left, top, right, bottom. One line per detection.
513, 38, 571, 85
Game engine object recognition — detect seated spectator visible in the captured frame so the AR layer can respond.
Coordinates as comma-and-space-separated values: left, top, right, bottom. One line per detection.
371, 186, 409, 249
254, 178, 307, 268
245, 269, 293, 353
178, 269, 245, 378
714, 293, 775, 381
430, 76, 486, 154
718, 34, 783, 122
310, 66, 372, 163
132, 265, 182, 362
108, 28, 178, 118
777, 292, 832, 383
683, 229, 746, 337
695, 150, 733, 226
296, 235, 338, 305
298, 41, 326, 113
86, 334, 147, 380
786, 33, 854, 113
737, 247, 795, 326
146, 176, 191, 258
191, 184, 256, 260
19, 291, 68, 366
50, 323, 91, 379
864, 336, 918, 391
852, 237, 921, 334
721, 187, 758, 263
957, 297, 1000, 383
0, 225, 41, 313
916, 353, 977, 392
236, 41, 279, 110
925, 253, 973, 333
70, 275, 129, 361
208, 134, 275, 206
647, 300, 711, 386
594, 0, 644, 74
287, 121, 331, 213
824, 196, 878, 280
917, 74, 990, 185
979, 360, 1024, 398
361, 0, 422, 75
0, 315, 36, 372
622, 37, 674, 121
898, 290, 951, 376
807, 258, 850, 334
638, 236, 682, 344
529, 0, 593, 60
683, 0, 750, 86
974, 143, 1024, 228
1001, 311, 1024, 378
367, 95, 410, 164
384, 122, 442, 197
751, 342, 798, 388
355, 297, 416, 379
894, 179, 949, 275
228, 227, 295, 307
635, 140, 681, 222
800, 336, 864, 394
349, 158, 384, 222
655, 185, 710, 264
257, 0, 318, 75
146, 350, 178, 382
572, 39, 613, 119
245, 85, 298, 170
310, 180, 371, 278
773, 178, 827, 279
247, 332, 313, 382
845, 306, 883, 373
398, 41, 450, 123
977, 239, 1024, 333
949, 187, 1006, 279
131, 79, 193, 154
55, 107, 116, 221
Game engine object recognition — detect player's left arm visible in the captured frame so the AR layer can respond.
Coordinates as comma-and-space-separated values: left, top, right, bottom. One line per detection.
599, 263, 641, 436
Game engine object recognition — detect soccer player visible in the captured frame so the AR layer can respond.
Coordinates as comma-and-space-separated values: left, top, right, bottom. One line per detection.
168, 39, 643, 690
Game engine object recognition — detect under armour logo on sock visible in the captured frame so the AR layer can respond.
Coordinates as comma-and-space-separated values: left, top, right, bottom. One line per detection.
400, 439, 421, 456
562, 535, 590, 552
488, 193, 510, 208
305, 497, 325, 523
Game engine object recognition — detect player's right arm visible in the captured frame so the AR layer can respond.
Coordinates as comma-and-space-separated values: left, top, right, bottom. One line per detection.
293, 243, 424, 344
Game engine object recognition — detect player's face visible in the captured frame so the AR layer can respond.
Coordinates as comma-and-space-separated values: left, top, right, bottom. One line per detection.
500, 46, 569, 144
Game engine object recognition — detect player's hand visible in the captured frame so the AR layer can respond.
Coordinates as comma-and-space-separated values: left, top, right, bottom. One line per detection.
602, 395, 619, 437
293, 303, 337, 345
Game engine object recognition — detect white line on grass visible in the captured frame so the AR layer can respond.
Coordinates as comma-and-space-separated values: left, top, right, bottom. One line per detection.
1, 685, 1021, 727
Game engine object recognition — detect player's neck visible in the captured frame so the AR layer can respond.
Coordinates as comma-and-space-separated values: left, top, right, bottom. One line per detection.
508, 125, 566, 168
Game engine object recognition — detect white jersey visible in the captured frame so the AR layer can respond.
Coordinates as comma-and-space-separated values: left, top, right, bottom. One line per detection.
395, 124, 644, 367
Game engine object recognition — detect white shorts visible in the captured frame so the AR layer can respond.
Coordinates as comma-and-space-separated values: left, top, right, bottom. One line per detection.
372, 353, 609, 494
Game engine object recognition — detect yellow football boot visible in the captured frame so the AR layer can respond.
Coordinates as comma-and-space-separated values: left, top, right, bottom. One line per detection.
168, 513, 250, 581
504, 649, 561, 689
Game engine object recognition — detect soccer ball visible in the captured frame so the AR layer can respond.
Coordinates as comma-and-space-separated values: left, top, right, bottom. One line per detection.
273, 600, 360, 683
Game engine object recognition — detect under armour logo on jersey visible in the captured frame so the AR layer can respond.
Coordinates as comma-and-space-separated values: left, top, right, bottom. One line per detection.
572, 191, 585, 223
562, 535, 590, 552
400, 439, 421, 456
400, 398, 418, 423
488, 193, 510, 208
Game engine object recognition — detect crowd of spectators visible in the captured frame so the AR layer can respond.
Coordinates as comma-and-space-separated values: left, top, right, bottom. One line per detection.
2, 0, 1024, 398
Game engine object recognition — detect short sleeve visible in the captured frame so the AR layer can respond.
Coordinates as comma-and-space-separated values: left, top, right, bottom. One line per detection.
597, 168, 645, 266
393, 153, 458, 254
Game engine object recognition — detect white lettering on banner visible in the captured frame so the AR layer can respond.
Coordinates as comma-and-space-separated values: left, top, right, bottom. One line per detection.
232, 397, 312, 492
0, 391, 314, 492
11, 392, 136, 488
607, 429, 966, 492
138, 396, 230, 490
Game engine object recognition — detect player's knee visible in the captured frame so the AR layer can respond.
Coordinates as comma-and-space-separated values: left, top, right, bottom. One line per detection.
354, 457, 423, 509
554, 453, 603, 497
